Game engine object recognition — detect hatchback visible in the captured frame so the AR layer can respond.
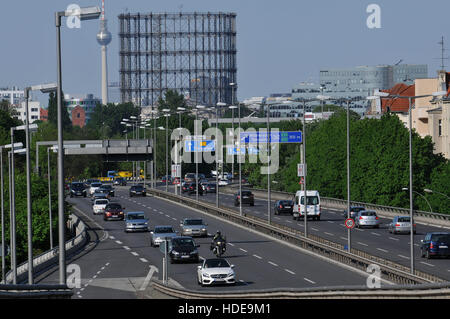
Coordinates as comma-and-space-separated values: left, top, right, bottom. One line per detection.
355, 210, 380, 228
234, 191, 254, 206
388, 216, 416, 234
343, 206, 366, 219
274, 200, 294, 215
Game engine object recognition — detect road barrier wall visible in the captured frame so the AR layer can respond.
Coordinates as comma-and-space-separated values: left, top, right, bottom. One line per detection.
4, 213, 88, 285
0, 284, 72, 299
150, 279, 450, 299
147, 188, 445, 285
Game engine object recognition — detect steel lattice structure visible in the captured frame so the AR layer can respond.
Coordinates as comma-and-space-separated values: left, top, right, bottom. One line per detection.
119, 12, 237, 107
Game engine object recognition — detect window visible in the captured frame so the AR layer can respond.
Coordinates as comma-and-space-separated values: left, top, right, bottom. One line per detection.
439, 120, 442, 137
77, 113, 80, 118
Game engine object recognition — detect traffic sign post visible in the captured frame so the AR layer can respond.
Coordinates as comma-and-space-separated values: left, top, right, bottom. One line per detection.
345, 218, 355, 229
171, 164, 181, 178
297, 164, 306, 177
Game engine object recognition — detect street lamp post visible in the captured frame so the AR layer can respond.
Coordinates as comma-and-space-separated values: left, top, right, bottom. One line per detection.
217, 103, 226, 208
55, 6, 101, 285
162, 110, 171, 192
424, 188, 450, 201
230, 83, 236, 180
176, 107, 187, 196
47, 147, 55, 250
238, 103, 243, 216
402, 188, 433, 213
195, 105, 206, 202
266, 101, 271, 225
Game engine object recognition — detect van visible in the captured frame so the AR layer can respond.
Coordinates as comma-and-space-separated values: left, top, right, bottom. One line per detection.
293, 190, 321, 221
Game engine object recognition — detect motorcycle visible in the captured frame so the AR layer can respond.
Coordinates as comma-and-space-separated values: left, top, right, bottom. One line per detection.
211, 240, 226, 257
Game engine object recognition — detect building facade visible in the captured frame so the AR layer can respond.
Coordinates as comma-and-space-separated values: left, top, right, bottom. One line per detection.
14, 100, 41, 123
0, 87, 24, 105
64, 94, 101, 125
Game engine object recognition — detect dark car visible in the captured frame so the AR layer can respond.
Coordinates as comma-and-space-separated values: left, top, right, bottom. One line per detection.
94, 188, 111, 200
129, 185, 146, 197
100, 184, 115, 197
113, 177, 127, 186
205, 183, 217, 194
421, 232, 450, 259
343, 206, 366, 219
187, 183, 204, 196
103, 203, 125, 221
168, 236, 200, 264
91, 192, 109, 202
274, 200, 294, 215
70, 182, 87, 198
234, 190, 254, 206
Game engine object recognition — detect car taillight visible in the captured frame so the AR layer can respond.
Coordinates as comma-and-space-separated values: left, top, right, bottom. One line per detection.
413, 224, 416, 227
279, 205, 283, 209
359, 217, 363, 220
430, 242, 434, 249
237, 195, 240, 199
395, 224, 400, 227
376, 217, 379, 220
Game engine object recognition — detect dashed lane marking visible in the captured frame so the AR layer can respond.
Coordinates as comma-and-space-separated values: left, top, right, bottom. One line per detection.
268, 261, 278, 267
131, 252, 139, 256
285, 269, 296, 275
253, 254, 262, 259
304, 278, 316, 284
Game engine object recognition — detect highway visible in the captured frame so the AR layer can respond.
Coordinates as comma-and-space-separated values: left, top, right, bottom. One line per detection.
36, 186, 372, 299
158, 182, 450, 281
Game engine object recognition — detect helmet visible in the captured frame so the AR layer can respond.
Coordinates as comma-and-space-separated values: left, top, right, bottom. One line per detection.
216, 230, 221, 236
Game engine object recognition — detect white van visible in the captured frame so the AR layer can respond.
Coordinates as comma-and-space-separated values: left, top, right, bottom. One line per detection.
293, 190, 321, 221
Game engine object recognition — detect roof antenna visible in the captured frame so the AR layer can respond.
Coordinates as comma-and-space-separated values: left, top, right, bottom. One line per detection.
436, 36, 449, 70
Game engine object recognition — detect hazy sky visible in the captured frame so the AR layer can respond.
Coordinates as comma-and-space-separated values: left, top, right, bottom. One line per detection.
1, 0, 449, 106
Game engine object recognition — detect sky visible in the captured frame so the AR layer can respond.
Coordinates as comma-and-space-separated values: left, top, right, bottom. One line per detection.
1, 0, 450, 106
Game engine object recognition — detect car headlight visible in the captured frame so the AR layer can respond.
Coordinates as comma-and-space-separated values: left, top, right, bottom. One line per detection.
201, 228, 206, 231
190, 250, 198, 255
172, 251, 180, 255
202, 273, 210, 278
227, 272, 234, 277
126, 223, 132, 227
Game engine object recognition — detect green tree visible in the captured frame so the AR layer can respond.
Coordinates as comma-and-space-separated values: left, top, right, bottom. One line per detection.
47, 91, 72, 131
157, 90, 188, 113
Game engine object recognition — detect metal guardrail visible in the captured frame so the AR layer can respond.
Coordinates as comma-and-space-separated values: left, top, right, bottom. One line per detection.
223, 186, 450, 228
4, 213, 88, 284
151, 279, 450, 299
147, 189, 445, 285
0, 284, 72, 299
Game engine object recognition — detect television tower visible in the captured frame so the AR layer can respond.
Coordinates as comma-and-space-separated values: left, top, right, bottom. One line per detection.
96, 0, 112, 105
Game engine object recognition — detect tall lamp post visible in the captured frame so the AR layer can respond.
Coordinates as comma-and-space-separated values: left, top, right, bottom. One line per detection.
55, 5, 101, 285
162, 109, 171, 192
195, 105, 206, 201
402, 188, 433, 213
229, 83, 237, 180
176, 107, 187, 196
424, 188, 450, 201
216, 102, 227, 207
368, 90, 446, 274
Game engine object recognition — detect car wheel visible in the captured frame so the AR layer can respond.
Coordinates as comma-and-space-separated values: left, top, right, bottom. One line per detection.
150, 241, 154, 247
250, 203, 254, 206
317, 216, 321, 221
420, 248, 425, 258
426, 249, 431, 259
170, 258, 174, 264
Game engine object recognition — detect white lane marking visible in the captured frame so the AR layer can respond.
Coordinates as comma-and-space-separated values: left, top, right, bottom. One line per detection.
389, 237, 399, 241
324, 232, 334, 236
228, 243, 235, 247
165, 215, 171, 218
286, 220, 292, 223
398, 255, 410, 260
172, 217, 177, 221
311, 227, 319, 231
420, 262, 435, 267
268, 261, 278, 267
239, 248, 248, 253
159, 212, 164, 215
97, 271, 101, 275
140, 258, 149, 263
275, 217, 281, 220
327, 221, 334, 224
371, 232, 381, 236
109, 236, 115, 240
101, 267, 105, 270
304, 278, 316, 284
93, 275, 97, 279
377, 248, 389, 253
123, 246, 130, 250
285, 269, 296, 275
115, 240, 123, 245
153, 209, 157, 212
131, 252, 139, 256
139, 266, 158, 291
357, 242, 368, 247
340, 237, 347, 240
253, 254, 262, 259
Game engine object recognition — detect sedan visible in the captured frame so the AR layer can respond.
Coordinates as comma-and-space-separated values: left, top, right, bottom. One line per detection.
355, 210, 380, 228
103, 203, 125, 221
274, 200, 294, 215
124, 211, 149, 232
180, 218, 208, 237
168, 236, 200, 264
100, 184, 115, 197
388, 216, 416, 234
197, 258, 236, 287
150, 225, 178, 247
93, 199, 109, 215
129, 185, 146, 197
343, 206, 366, 220
234, 191, 254, 206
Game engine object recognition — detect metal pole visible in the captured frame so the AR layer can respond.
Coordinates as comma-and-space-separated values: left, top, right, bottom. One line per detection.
0, 148, 4, 283
179, 112, 183, 197
24, 88, 34, 284
8, 152, 15, 284
303, 101, 308, 238
216, 108, 219, 208
56, 14, 66, 285
166, 116, 168, 192
238, 103, 242, 216
231, 103, 235, 181
48, 148, 53, 250
9, 132, 17, 284
408, 97, 414, 274
346, 99, 351, 252
196, 110, 199, 202
267, 102, 271, 225
154, 115, 157, 187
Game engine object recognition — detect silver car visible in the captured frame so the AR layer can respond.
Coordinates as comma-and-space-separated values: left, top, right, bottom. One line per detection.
180, 218, 208, 237
355, 210, 380, 228
124, 212, 149, 232
150, 225, 178, 247
389, 216, 416, 234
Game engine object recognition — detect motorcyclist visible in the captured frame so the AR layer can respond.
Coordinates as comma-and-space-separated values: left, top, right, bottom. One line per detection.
210, 230, 226, 251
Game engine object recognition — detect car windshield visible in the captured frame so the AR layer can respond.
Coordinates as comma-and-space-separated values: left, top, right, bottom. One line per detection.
95, 200, 109, 205
241, 191, 252, 196
91, 183, 102, 187
352, 207, 365, 212
106, 204, 122, 210
184, 219, 203, 225
102, 185, 112, 189
133, 186, 144, 190
300, 196, 319, 205
279, 200, 292, 205
127, 213, 146, 220
155, 227, 175, 234
173, 238, 194, 247
397, 217, 410, 223
431, 234, 450, 243
204, 259, 230, 268
71, 183, 84, 189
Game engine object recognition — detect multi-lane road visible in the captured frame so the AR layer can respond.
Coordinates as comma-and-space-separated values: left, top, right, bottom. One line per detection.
36, 186, 376, 299
160, 182, 450, 281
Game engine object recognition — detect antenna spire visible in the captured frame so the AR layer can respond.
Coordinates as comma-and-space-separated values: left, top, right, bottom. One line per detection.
101, 0, 105, 20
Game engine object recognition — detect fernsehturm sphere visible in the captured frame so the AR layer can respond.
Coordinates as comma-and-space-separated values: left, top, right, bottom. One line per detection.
96, 0, 111, 105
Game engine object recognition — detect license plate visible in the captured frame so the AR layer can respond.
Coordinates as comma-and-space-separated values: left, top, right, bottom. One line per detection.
285, 206, 291, 209
439, 246, 448, 249
181, 255, 190, 258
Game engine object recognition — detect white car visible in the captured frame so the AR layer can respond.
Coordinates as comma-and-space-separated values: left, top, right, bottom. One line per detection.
89, 182, 103, 196
93, 198, 109, 215
218, 179, 229, 186
197, 258, 235, 286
